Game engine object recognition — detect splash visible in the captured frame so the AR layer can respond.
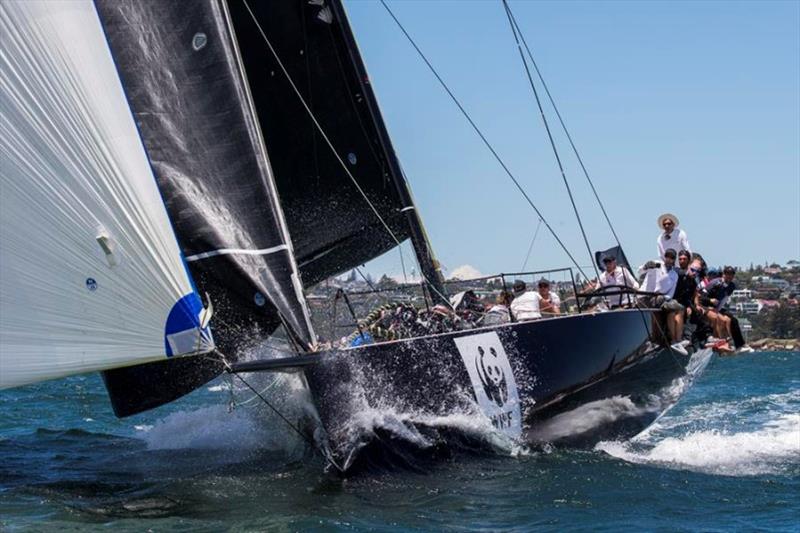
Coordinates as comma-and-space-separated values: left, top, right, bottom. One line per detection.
597, 414, 800, 476
527, 348, 715, 444
596, 360, 800, 477
136, 344, 319, 458
316, 351, 531, 472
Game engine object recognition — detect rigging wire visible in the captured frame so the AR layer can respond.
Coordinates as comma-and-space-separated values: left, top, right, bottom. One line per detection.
378, 0, 590, 282
520, 218, 543, 271
504, 2, 624, 250
500, 0, 600, 282
355, 266, 378, 292
214, 351, 345, 473
240, 0, 444, 305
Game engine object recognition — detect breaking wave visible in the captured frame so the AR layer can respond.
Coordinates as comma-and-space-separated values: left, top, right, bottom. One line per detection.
335, 404, 529, 471
527, 348, 715, 444
597, 414, 800, 476
596, 388, 800, 477
135, 344, 318, 460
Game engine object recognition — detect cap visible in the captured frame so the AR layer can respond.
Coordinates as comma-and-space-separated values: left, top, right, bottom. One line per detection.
723, 265, 736, 275
537, 278, 551, 287
664, 248, 677, 259
602, 255, 616, 263
512, 279, 526, 294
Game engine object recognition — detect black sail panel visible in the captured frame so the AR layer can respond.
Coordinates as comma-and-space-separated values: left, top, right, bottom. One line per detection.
95, 0, 315, 415
226, 0, 418, 286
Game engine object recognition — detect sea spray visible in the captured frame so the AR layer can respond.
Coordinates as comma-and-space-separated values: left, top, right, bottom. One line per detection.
597, 355, 800, 477
597, 413, 800, 476
138, 343, 319, 459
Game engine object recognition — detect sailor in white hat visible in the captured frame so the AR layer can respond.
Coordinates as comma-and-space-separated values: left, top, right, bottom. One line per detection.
657, 213, 691, 261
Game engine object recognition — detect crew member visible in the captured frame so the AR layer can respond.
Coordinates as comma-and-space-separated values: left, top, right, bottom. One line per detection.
595, 255, 639, 308
537, 279, 561, 316
657, 213, 691, 260
510, 280, 541, 320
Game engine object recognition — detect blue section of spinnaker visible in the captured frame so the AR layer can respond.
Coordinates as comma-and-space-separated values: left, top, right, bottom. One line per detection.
164, 292, 210, 357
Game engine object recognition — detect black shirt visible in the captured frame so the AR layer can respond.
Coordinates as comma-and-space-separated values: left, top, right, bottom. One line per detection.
673, 273, 698, 308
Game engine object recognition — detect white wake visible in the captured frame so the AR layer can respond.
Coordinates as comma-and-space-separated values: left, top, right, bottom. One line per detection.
597, 413, 800, 476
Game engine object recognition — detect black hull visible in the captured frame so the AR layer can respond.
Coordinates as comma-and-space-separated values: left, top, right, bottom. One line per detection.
304, 310, 709, 467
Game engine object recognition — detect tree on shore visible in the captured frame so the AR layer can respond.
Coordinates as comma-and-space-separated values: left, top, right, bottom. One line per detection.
751, 302, 800, 339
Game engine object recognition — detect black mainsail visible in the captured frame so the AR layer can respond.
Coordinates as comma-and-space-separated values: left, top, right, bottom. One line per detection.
226, 0, 445, 293
96, 0, 446, 416
95, 0, 317, 415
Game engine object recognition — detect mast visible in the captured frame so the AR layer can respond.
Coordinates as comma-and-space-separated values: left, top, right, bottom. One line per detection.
330, 0, 448, 304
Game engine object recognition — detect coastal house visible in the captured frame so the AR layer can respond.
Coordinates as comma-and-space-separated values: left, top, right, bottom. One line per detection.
731, 289, 753, 301
759, 299, 781, 311
764, 278, 790, 290
735, 300, 763, 314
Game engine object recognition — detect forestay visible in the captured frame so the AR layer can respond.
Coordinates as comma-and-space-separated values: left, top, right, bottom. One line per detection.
0, 0, 213, 388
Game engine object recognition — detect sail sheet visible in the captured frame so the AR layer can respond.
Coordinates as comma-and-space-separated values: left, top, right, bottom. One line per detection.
226, 0, 417, 286
0, 0, 213, 389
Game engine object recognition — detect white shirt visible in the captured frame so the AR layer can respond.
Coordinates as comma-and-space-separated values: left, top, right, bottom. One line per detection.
638, 262, 678, 298
538, 291, 561, 315
510, 291, 541, 320
657, 228, 690, 260
597, 266, 640, 306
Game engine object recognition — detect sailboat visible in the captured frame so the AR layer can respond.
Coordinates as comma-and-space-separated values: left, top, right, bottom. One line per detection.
0, 0, 711, 472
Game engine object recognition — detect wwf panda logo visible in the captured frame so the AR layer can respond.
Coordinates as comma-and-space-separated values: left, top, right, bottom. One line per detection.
475, 345, 508, 407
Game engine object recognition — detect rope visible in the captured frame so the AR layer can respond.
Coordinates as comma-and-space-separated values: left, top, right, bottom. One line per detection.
504, 2, 624, 250
215, 351, 345, 473
232, 377, 281, 408
379, 0, 590, 282
240, 0, 448, 307
501, 0, 600, 282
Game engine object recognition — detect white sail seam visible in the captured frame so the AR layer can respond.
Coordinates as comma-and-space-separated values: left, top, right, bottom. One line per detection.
185, 245, 289, 262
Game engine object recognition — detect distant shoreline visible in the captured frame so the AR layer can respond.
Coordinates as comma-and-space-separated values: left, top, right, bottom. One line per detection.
748, 338, 799, 352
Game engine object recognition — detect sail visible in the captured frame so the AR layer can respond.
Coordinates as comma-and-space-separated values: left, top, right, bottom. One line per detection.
92, 0, 322, 416
94, 0, 315, 349
0, 0, 213, 389
226, 0, 443, 288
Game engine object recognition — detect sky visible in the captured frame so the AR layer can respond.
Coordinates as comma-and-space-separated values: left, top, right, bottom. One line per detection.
343, 0, 799, 280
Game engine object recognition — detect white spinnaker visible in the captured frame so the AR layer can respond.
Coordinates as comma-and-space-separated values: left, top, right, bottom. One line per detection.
0, 0, 213, 388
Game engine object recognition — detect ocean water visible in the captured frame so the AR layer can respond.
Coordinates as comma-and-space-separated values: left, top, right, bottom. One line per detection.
1, 351, 797, 531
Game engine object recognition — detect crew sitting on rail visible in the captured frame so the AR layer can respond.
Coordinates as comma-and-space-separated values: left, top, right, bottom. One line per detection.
536, 279, 561, 316
697, 267, 739, 352
636, 248, 687, 354
716, 266, 753, 353
671, 252, 701, 344
637, 248, 678, 306
510, 279, 542, 321
594, 255, 639, 308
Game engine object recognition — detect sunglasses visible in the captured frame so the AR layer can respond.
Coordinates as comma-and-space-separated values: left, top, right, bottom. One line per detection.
662, 221, 674, 226
689, 267, 700, 273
